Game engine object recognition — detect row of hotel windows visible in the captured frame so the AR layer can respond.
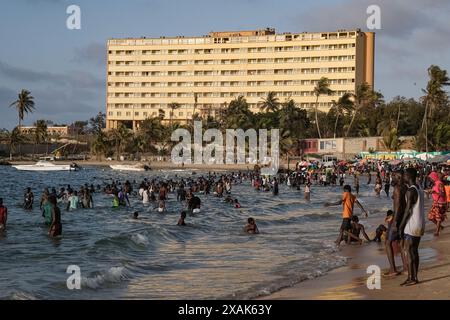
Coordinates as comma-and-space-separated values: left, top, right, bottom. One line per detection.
109, 43, 355, 56
110, 55, 356, 66
108, 89, 352, 99
110, 67, 355, 78
107, 79, 354, 91
107, 101, 334, 117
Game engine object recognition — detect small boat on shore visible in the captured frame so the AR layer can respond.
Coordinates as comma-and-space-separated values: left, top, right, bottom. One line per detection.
110, 164, 151, 172
12, 161, 78, 172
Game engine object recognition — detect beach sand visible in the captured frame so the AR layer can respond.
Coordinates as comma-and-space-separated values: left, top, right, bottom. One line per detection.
259, 223, 450, 300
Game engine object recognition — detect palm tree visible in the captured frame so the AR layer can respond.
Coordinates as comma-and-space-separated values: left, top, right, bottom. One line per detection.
168, 102, 181, 127
158, 108, 166, 122
139, 117, 165, 153
91, 131, 110, 160
420, 65, 450, 153
9, 89, 35, 127
109, 124, 132, 160
33, 120, 48, 158
7, 127, 25, 160
313, 77, 333, 139
345, 83, 383, 137
331, 93, 354, 138
259, 91, 280, 113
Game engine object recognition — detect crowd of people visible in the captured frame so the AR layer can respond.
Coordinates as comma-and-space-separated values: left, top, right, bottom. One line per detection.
1, 159, 449, 286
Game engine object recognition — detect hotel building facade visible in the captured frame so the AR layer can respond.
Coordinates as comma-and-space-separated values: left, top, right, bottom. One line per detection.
106, 28, 374, 130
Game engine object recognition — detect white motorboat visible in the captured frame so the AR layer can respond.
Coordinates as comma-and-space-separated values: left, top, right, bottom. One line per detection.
110, 164, 151, 172
12, 161, 78, 172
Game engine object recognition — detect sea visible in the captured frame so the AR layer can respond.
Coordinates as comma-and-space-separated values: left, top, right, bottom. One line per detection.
0, 166, 395, 299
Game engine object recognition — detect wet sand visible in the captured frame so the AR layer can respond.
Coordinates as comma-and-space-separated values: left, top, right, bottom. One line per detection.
259, 223, 450, 300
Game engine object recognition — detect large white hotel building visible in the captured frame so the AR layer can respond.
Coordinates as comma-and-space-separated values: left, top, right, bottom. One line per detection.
106, 28, 374, 130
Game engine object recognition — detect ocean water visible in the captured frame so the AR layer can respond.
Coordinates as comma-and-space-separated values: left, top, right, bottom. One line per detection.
0, 166, 394, 300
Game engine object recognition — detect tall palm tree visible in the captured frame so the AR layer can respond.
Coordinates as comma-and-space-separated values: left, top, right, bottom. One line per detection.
345, 83, 383, 137
9, 89, 35, 127
168, 102, 181, 127
259, 91, 280, 113
109, 124, 132, 160
313, 77, 333, 139
420, 65, 450, 153
331, 93, 354, 138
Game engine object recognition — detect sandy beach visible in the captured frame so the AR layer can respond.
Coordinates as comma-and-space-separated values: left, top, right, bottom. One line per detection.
259, 222, 450, 300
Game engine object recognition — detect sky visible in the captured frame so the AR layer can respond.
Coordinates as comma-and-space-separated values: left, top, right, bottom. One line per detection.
0, 0, 449, 129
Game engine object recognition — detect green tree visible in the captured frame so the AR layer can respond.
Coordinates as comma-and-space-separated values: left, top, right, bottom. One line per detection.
346, 83, 383, 137
313, 77, 333, 139
7, 127, 25, 160
109, 124, 132, 160
259, 91, 280, 113
9, 89, 35, 127
420, 65, 450, 152
33, 120, 48, 157
331, 93, 353, 138
89, 112, 106, 135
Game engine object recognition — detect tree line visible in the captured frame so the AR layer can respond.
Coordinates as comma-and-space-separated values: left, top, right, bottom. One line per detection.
2, 65, 449, 160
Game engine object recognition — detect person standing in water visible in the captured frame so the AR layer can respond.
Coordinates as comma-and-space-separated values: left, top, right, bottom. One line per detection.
0, 198, 7, 232
23, 187, 34, 210
304, 182, 311, 201
385, 170, 407, 277
325, 185, 369, 247
272, 178, 279, 196
399, 168, 425, 286
177, 211, 187, 226
48, 195, 62, 238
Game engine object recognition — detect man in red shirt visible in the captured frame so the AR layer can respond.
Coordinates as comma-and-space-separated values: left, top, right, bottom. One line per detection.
0, 198, 7, 232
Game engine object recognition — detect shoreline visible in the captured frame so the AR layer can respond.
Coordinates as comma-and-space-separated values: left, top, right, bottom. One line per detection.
5, 160, 294, 171
258, 222, 450, 300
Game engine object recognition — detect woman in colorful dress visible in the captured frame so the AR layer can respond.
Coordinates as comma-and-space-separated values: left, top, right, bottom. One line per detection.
427, 172, 447, 236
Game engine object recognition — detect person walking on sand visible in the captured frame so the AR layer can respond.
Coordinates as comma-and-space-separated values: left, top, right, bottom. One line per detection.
385, 170, 407, 277
426, 172, 447, 236
325, 185, 369, 247
399, 168, 425, 286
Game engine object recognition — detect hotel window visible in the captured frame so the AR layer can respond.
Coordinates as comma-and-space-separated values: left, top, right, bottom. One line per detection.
135, 112, 139, 116
117, 112, 122, 116
179, 112, 183, 116
126, 112, 131, 116
143, 112, 148, 117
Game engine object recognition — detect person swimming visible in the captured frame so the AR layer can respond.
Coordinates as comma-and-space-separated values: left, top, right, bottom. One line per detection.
244, 217, 259, 234
177, 211, 187, 226
156, 200, 166, 213
234, 199, 241, 209
132, 211, 139, 219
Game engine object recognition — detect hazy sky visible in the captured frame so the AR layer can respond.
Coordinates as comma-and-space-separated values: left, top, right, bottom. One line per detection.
0, 0, 449, 129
